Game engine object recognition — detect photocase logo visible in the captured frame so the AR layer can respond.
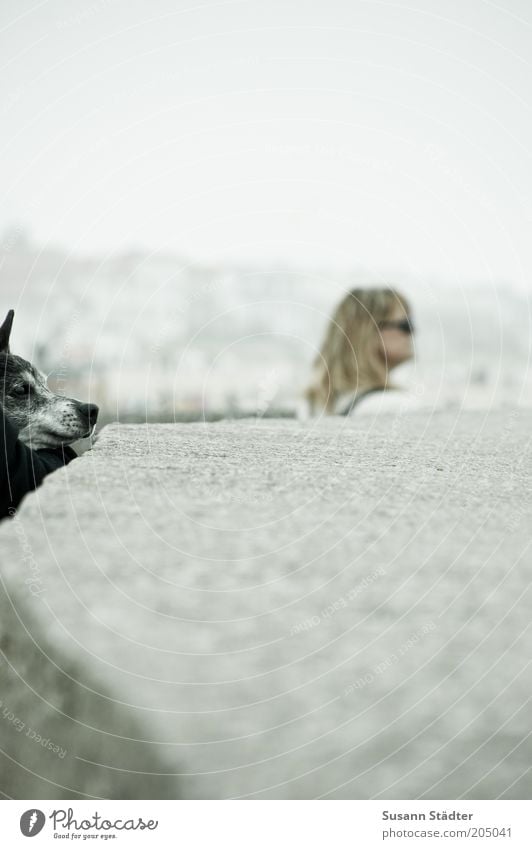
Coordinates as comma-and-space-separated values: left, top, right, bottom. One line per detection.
20, 809, 45, 837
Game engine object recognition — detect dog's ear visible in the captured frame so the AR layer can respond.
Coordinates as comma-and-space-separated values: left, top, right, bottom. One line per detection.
0, 310, 15, 353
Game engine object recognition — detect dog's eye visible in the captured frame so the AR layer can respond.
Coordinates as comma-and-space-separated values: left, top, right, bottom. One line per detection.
12, 383, 31, 397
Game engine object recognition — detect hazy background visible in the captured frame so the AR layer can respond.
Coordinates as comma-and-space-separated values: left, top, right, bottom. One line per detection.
1, 0, 531, 419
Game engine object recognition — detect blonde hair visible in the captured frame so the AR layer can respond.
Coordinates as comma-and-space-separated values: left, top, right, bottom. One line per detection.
305, 287, 410, 413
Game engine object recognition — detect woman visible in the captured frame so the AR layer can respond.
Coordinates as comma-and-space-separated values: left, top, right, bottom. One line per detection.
304, 287, 416, 416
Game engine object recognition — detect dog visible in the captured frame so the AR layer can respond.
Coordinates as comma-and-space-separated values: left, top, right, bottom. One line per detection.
0, 309, 99, 450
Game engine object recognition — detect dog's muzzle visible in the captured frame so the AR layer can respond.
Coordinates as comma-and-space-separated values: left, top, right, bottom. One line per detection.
78, 403, 99, 433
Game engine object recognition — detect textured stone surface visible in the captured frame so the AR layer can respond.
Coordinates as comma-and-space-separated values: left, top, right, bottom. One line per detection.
0, 587, 179, 799
1, 411, 531, 799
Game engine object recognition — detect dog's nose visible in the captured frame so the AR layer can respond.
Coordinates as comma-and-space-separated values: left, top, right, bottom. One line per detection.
79, 403, 99, 425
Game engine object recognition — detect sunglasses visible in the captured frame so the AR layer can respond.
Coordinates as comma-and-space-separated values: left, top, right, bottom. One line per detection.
379, 318, 415, 335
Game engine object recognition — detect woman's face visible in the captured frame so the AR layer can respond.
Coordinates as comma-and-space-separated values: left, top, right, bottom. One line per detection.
376, 304, 414, 370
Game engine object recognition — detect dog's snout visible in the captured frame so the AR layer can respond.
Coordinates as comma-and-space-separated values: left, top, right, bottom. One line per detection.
79, 403, 99, 425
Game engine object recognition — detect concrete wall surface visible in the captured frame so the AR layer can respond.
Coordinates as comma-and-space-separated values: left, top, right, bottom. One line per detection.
1, 411, 531, 799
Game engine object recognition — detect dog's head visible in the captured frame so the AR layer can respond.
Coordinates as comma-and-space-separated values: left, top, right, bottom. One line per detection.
0, 310, 99, 450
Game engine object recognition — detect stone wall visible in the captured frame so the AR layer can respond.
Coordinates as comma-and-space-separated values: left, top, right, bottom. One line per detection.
1, 412, 531, 799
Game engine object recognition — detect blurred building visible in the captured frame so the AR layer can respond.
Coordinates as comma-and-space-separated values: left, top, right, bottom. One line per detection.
2, 230, 531, 420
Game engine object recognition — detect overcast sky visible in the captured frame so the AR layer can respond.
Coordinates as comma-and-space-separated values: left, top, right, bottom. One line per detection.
1, 0, 531, 288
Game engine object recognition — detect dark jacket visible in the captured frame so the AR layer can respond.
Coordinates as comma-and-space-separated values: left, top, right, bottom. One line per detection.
0, 408, 76, 519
